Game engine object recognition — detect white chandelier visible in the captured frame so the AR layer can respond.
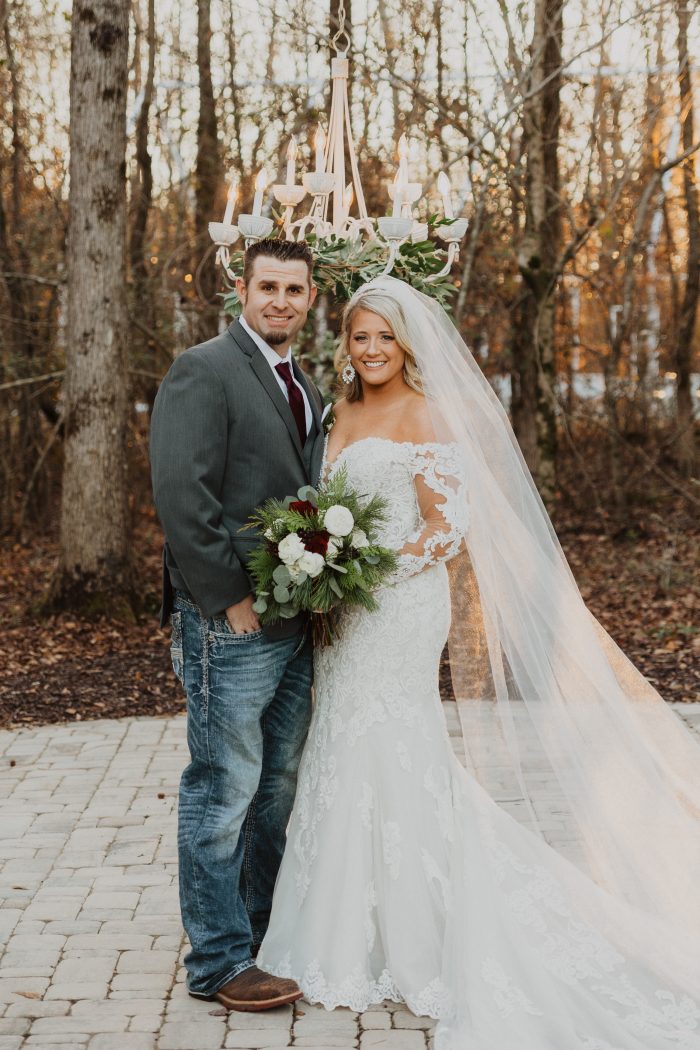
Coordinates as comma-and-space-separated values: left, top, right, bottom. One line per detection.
208, 5, 467, 284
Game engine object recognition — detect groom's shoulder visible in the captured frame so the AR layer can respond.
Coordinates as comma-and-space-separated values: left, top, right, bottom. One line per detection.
167, 328, 243, 382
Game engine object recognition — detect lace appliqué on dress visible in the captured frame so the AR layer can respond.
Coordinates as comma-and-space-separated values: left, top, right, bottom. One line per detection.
389, 443, 468, 583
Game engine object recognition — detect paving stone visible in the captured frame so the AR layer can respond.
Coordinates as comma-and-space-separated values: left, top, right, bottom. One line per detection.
225, 1007, 293, 1030
0, 977, 50, 1004
116, 951, 178, 974
52, 958, 117, 984
82, 892, 139, 911
5, 1002, 70, 1019
111, 974, 173, 994
158, 1018, 227, 1048
100, 998, 163, 1018
24, 1038, 89, 1046
294, 1040, 360, 1048
23, 901, 82, 922
225, 1033, 292, 1048
359, 1012, 391, 1029
28, 1013, 130, 1035
0, 1018, 30, 1035
294, 1013, 357, 1035
65, 934, 153, 951
360, 1033, 426, 1048
44, 983, 109, 1001
88, 1036, 156, 1049
6, 934, 66, 953
392, 1011, 435, 1030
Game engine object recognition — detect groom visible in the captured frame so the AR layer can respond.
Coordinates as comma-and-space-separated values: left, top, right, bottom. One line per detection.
150, 239, 324, 1010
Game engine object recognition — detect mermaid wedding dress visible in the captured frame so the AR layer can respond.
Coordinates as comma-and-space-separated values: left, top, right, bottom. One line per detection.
258, 435, 700, 1050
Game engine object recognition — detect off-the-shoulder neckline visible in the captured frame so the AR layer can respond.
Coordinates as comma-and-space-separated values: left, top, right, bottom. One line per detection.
323, 435, 458, 475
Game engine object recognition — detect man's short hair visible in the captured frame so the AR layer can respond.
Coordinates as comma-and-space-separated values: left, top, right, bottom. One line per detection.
242, 239, 314, 285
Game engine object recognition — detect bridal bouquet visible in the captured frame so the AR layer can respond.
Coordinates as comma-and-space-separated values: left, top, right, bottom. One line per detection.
245, 468, 397, 643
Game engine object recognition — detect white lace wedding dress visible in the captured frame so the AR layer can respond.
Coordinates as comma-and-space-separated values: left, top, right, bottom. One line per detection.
258, 437, 700, 1050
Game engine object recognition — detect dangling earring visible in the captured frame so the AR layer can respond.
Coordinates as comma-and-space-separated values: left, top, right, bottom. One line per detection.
341, 356, 356, 384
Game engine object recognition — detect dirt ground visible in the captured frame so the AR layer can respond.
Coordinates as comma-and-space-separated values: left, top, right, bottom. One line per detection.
1, 473, 697, 729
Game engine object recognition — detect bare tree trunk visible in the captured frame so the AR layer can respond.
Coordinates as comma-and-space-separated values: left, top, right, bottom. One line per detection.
509, 0, 563, 508
129, 0, 155, 295
0, 1, 45, 532
194, 0, 223, 340
49, 0, 133, 618
377, 0, 401, 136
674, 0, 698, 477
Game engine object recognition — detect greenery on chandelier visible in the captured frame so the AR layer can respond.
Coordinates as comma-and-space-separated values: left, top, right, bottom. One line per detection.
221, 218, 459, 318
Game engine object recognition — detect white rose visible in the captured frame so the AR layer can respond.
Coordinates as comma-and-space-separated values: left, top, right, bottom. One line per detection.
287, 560, 304, 583
323, 504, 354, 537
278, 532, 305, 566
298, 551, 325, 578
350, 528, 369, 549
326, 537, 343, 560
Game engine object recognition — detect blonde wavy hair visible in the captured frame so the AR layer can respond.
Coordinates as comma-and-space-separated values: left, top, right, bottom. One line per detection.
334, 287, 424, 402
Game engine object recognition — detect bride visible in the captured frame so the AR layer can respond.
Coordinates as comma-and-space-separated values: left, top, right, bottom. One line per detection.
257, 276, 700, 1049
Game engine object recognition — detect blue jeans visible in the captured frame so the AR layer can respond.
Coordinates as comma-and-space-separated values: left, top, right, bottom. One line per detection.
170, 591, 313, 996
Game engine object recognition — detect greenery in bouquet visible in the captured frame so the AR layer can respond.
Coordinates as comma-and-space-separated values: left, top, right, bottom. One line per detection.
244, 467, 397, 640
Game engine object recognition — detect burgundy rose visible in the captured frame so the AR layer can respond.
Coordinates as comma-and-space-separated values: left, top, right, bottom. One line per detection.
300, 529, 330, 556
289, 499, 317, 517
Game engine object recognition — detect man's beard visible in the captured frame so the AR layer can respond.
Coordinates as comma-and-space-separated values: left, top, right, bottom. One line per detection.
263, 328, 290, 346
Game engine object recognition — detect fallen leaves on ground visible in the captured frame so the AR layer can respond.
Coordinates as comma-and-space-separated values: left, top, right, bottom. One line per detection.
0, 469, 697, 730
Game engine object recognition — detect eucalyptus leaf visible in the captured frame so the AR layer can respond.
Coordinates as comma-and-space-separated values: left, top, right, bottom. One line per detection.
278, 604, 298, 619
327, 561, 348, 574
273, 564, 292, 586
296, 485, 319, 506
273, 585, 291, 604
329, 576, 344, 599
252, 596, 268, 614
364, 554, 381, 565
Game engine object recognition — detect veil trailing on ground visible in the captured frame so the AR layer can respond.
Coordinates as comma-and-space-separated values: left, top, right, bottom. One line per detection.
351, 275, 700, 992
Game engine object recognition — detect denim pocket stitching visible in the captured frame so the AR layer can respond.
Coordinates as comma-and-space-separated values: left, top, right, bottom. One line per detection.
208, 626, 264, 642
200, 615, 210, 717
170, 611, 185, 685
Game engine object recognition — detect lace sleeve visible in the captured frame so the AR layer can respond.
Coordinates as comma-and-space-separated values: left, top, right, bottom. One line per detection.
390, 443, 468, 583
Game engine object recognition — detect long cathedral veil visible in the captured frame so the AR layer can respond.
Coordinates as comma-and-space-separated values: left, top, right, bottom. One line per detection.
348, 275, 700, 991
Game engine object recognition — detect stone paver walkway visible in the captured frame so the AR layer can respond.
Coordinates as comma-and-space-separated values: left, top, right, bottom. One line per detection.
1, 703, 698, 1050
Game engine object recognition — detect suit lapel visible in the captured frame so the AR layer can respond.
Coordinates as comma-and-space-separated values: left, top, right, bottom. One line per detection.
292, 359, 322, 437
228, 319, 305, 464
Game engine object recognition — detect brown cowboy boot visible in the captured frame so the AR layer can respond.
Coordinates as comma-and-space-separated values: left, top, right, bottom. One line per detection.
205, 966, 303, 1012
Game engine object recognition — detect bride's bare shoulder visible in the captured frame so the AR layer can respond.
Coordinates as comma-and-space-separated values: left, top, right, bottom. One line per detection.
399, 394, 440, 445
332, 397, 351, 421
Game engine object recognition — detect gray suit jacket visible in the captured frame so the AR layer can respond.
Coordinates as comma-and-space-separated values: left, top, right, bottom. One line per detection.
150, 318, 325, 637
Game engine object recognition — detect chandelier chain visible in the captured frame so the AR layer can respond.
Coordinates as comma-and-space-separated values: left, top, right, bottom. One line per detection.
330, 0, 351, 54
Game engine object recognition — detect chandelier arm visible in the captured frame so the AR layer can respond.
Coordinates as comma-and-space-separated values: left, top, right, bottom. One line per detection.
324, 82, 342, 226
344, 96, 368, 221
379, 240, 402, 277
424, 241, 460, 283
329, 63, 348, 229
216, 246, 240, 284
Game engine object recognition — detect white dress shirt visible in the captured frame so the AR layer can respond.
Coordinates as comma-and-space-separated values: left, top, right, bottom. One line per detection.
239, 316, 313, 434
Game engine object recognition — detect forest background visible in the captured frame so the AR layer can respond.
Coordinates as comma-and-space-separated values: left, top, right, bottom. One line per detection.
0, 0, 698, 726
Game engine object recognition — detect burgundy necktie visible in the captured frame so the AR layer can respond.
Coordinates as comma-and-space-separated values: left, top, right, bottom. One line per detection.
275, 361, 307, 446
